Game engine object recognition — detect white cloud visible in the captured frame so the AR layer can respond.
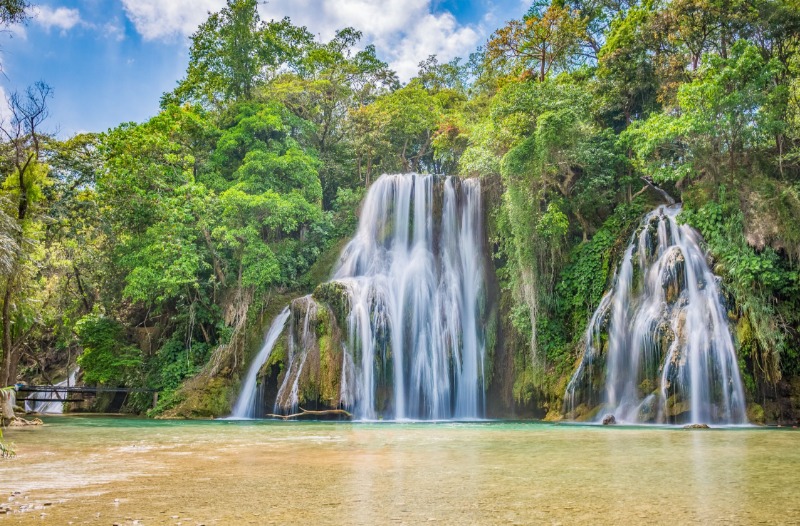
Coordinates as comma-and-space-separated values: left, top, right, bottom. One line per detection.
121, 0, 485, 81
102, 20, 125, 41
32, 5, 84, 33
382, 12, 480, 80
5, 23, 27, 40
120, 0, 225, 40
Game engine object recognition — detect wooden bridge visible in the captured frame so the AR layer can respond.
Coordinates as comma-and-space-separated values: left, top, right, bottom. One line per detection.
15, 385, 159, 408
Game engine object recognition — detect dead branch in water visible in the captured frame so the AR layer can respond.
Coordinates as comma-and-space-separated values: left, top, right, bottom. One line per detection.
265, 407, 352, 420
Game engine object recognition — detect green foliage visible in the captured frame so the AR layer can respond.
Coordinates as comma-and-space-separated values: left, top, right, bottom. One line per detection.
681, 187, 800, 380
75, 315, 142, 385
0, 0, 27, 25
164, 0, 313, 106
624, 40, 785, 182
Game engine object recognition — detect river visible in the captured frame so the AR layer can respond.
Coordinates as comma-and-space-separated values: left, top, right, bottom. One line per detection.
1, 417, 798, 524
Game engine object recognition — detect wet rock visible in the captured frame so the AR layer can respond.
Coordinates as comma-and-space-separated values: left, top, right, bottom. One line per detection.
602, 414, 616, 425
683, 423, 710, 429
662, 247, 686, 304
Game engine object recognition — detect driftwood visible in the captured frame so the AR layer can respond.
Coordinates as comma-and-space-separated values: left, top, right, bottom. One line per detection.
265, 407, 353, 420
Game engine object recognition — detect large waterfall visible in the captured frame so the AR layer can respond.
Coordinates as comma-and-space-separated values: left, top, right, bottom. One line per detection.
272, 173, 488, 420
565, 205, 747, 424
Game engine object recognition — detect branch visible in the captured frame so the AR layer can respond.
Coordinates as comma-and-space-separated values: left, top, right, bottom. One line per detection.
265, 407, 353, 420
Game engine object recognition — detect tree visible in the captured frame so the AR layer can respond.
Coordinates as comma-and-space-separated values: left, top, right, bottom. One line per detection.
624, 40, 783, 182
0, 0, 27, 26
486, 4, 587, 81
163, 0, 314, 107
267, 28, 397, 204
595, 7, 660, 128
0, 82, 52, 386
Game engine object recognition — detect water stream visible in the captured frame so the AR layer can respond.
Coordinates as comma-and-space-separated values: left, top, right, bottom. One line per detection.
566, 205, 747, 424
230, 307, 291, 419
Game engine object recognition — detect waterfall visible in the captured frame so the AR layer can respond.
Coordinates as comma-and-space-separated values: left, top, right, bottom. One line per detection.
230, 307, 290, 419
273, 174, 488, 420
25, 368, 79, 414
565, 205, 747, 424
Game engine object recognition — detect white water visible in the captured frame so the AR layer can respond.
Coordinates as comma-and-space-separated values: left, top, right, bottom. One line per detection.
566, 205, 747, 424
274, 174, 487, 420
230, 307, 290, 419
25, 368, 79, 414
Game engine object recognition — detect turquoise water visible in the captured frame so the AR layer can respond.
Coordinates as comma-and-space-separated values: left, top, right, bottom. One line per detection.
1, 417, 798, 524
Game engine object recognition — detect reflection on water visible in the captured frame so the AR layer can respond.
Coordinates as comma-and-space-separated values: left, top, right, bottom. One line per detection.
1, 418, 798, 525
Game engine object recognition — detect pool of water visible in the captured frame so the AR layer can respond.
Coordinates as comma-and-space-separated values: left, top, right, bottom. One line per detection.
1, 417, 798, 524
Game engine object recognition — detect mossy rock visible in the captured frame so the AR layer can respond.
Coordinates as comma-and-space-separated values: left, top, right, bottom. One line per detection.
571, 403, 602, 422
666, 394, 691, 418
638, 378, 656, 398
160, 376, 236, 419
313, 281, 350, 329
262, 337, 287, 376
746, 403, 765, 425
543, 408, 564, 421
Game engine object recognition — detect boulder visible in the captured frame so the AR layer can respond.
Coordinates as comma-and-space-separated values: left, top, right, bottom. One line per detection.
602, 414, 617, 425
683, 423, 710, 429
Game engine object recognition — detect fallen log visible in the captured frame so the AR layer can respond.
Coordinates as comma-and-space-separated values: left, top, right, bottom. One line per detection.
265, 407, 353, 420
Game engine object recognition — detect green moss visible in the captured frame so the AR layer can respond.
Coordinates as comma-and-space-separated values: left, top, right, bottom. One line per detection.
303, 237, 349, 289
746, 403, 765, 425
158, 376, 235, 419
313, 281, 350, 329
638, 378, 655, 398
265, 337, 287, 372
666, 394, 691, 418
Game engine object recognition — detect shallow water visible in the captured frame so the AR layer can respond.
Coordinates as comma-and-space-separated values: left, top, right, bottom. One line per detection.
1, 417, 798, 525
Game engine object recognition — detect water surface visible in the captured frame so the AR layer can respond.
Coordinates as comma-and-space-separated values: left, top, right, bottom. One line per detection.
1, 417, 798, 524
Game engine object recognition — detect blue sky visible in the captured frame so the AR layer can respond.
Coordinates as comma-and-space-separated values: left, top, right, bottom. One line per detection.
0, 0, 528, 137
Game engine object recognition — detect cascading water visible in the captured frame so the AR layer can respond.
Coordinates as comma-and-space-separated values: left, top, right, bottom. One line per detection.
25, 368, 79, 414
565, 205, 747, 424
273, 173, 488, 420
230, 307, 290, 419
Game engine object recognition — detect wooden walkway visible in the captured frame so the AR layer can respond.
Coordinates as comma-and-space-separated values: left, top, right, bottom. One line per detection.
16, 385, 159, 408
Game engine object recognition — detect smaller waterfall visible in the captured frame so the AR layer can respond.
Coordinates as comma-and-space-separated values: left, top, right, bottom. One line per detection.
274, 296, 318, 414
566, 205, 747, 424
25, 368, 79, 414
230, 307, 290, 419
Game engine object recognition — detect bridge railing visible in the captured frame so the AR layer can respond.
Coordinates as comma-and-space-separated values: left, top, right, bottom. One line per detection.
14, 385, 159, 408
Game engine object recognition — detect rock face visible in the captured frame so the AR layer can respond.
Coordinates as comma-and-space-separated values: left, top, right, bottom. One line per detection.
565, 205, 747, 425
602, 414, 617, 425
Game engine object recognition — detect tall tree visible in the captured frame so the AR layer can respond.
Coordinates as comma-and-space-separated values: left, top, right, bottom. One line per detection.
0, 82, 52, 386
486, 4, 587, 81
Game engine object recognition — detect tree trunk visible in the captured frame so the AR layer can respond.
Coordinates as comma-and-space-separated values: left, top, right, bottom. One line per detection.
540, 47, 546, 82
1, 279, 14, 387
